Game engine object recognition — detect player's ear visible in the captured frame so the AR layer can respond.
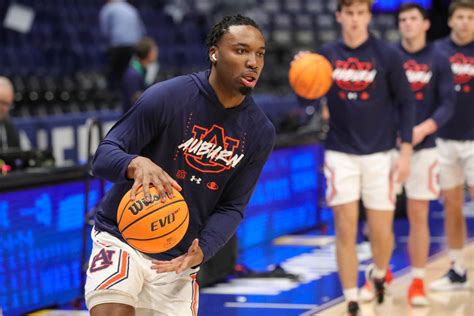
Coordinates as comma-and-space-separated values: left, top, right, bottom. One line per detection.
424, 19, 431, 31
209, 47, 218, 63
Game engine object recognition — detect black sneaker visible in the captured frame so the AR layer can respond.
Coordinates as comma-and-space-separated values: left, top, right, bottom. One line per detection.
373, 277, 385, 303
429, 268, 469, 291
347, 301, 359, 316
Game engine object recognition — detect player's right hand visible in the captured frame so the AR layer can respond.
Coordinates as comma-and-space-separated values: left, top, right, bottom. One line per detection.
127, 156, 182, 202
291, 50, 311, 64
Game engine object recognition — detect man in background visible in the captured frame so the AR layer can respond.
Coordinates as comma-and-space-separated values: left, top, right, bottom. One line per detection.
0, 77, 20, 150
394, 3, 455, 306
430, 0, 474, 292
100, 0, 146, 90
295, 0, 415, 314
121, 37, 158, 113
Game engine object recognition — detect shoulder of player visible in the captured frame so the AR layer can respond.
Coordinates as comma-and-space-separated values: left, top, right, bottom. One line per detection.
319, 41, 339, 56
244, 99, 276, 142
139, 75, 196, 106
433, 36, 450, 48
372, 39, 406, 67
372, 37, 400, 56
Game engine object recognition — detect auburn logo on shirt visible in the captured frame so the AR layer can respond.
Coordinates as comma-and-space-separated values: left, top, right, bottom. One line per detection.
403, 60, 432, 100
449, 53, 474, 86
178, 124, 244, 173
333, 58, 377, 92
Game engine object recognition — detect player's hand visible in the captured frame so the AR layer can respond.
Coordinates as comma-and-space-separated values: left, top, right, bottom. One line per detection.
150, 239, 204, 274
412, 126, 426, 146
127, 156, 182, 202
412, 120, 437, 146
291, 50, 311, 65
392, 143, 412, 183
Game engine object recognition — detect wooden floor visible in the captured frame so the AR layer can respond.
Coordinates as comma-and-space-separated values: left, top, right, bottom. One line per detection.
313, 243, 474, 316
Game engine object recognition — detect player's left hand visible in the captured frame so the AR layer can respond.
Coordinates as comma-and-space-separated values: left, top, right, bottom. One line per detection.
412, 120, 437, 146
412, 126, 427, 146
150, 239, 204, 274
392, 143, 412, 183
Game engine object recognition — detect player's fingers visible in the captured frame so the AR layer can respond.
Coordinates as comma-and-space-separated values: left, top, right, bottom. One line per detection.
188, 239, 199, 253
151, 264, 176, 273
171, 179, 182, 191
130, 180, 141, 200
176, 261, 189, 274
164, 173, 182, 197
155, 172, 173, 201
292, 51, 311, 63
155, 182, 167, 203
162, 177, 174, 200
142, 180, 152, 202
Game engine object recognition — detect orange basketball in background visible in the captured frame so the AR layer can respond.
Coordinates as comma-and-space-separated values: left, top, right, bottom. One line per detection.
117, 186, 189, 254
289, 53, 333, 99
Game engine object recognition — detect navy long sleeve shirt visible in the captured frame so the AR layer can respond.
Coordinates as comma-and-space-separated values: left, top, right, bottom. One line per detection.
434, 37, 474, 140
320, 35, 416, 154
92, 70, 276, 263
395, 42, 456, 150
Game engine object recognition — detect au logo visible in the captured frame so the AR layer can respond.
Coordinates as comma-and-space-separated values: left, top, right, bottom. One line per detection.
178, 124, 244, 173
333, 58, 377, 92
450, 53, 473, 85
90, 249, 115, 272
403, 60, 432, 92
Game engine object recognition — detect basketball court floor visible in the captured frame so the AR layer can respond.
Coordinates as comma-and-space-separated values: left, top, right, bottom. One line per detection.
198, 200, 474, 316
29, 200, 474, 316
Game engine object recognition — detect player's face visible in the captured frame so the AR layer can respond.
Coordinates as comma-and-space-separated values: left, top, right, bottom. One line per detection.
212, 25, 265, 95
0, 87, 13, 120
148, 46, 158, 64
336, 2, 372, 36
449, 8, 474, 41
398, 9, 429, 41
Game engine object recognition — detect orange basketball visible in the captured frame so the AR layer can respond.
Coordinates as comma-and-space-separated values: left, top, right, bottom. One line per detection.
117, 186, 189, 254
289, 53, 333, 99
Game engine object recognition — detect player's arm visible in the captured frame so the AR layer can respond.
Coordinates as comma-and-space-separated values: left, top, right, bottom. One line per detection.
151, 124, 276, 273
92, 85, 180, 201
388, 49, 416, 182
412, 53, 456, 146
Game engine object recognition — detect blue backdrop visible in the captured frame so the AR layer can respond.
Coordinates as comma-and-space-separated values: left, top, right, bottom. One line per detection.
0, 143, 324, 315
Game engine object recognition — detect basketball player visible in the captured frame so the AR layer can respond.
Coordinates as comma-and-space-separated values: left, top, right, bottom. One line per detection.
85, 15, 275, 316
429, 0, 474, 292
296, 0, 416, 314
393, 3, 455, 306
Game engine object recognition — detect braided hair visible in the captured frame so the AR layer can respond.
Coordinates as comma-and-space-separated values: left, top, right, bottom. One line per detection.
205, 14, 262, 49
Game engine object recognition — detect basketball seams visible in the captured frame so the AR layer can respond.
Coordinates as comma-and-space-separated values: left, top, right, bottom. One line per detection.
120, 199, 185, 233
289, 57, 314, 89
289, 54, 333, 99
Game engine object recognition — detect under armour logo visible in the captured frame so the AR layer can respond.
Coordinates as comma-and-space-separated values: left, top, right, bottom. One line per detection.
190, 175, 202, 184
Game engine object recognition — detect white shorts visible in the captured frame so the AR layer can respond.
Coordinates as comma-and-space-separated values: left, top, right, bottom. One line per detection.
436, 139, 474, 189
394, 148, 439, 200
85, 229, 199, 316
324, 150, 396, 211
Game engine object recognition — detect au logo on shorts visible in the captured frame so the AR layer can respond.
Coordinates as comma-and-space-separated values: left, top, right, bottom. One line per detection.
90, 249, 115, 272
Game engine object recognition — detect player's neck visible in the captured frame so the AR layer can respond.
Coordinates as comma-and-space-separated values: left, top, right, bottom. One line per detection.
209, 71, 245, 109
401, 36, 426, 53
450, 32, 473, 46
342, 30, 369, 49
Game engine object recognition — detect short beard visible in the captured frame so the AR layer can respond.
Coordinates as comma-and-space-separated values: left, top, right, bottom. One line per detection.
238, 86, 253, 96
